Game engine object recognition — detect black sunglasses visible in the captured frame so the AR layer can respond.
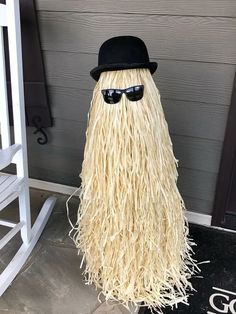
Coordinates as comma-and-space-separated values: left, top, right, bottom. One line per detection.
101, 85, 144, 104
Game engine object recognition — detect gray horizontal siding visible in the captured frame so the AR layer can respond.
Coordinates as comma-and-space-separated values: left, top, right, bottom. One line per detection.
36, 0, 236, 18
28, 165, 214, 214
172, 136, 222, 174
37, 11, 236, 64
48, 86, 229, 141
27, 120, 222, 174
27, 1, 236, 216
26, 139, 217, 213
26, 117, 220, 214
183, 196, 213, 215
163, 99, 228, 141
178, 168, 217, 202
26, 100, 221, 211
28, 121, 87, 151
43, 51, 235, 105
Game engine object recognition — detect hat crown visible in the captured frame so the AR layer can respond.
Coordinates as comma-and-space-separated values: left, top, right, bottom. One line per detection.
98, 36, 150, 66
90, 36, 157, 81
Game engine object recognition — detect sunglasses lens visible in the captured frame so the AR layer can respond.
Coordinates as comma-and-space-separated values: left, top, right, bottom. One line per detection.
102, 89, 122, 104
101, 85, 144, 104
126, 85, 144, 102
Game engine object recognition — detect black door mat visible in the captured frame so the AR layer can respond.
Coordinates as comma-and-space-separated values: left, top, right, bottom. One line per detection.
143, 224, 236, 314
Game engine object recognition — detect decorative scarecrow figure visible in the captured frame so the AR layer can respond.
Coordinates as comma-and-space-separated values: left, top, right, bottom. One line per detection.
72, 36, 198, 312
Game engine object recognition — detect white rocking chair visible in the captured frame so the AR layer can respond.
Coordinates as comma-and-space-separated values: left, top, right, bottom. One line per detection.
0, 0, 56, 296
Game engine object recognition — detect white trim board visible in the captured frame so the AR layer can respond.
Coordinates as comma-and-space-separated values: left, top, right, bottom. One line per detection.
186, 210, 212, 227
28, 177, 212, 227
29, 178, 77, 196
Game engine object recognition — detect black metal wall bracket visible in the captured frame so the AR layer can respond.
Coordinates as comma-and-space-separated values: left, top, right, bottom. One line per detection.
32, 115, 48, 145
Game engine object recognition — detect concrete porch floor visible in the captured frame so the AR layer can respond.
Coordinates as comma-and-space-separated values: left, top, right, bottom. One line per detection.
0, 188, 103, 314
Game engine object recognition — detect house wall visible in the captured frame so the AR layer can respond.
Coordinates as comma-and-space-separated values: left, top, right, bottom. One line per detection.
29, 0, 236, 215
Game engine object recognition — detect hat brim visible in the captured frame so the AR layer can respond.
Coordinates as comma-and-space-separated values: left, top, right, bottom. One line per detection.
90, 62, 158, 81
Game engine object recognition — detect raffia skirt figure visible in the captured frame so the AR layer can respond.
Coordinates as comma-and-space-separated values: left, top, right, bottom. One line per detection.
70, 36, 199, 313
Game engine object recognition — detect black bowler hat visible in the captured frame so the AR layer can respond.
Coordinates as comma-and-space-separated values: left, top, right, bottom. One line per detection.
90, 36, 158, 81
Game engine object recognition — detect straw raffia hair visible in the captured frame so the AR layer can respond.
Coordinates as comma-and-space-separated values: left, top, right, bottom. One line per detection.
71, 68, 200, 313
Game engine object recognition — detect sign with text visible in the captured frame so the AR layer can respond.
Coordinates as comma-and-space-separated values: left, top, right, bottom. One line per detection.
207, 287, 236, 314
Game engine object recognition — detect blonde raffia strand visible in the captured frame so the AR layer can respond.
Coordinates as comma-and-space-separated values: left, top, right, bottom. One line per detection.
71, 68, 200, 313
